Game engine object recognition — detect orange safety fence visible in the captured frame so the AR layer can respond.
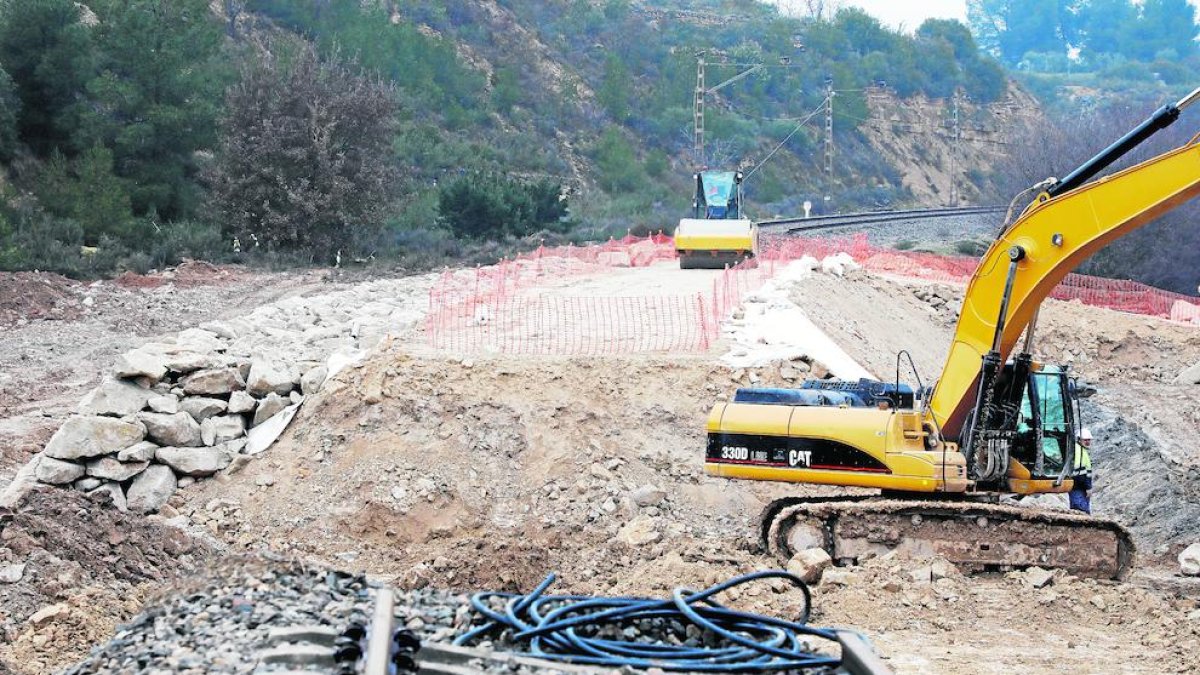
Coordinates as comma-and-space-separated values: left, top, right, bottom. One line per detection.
766, 233, 1200, 324
426, 234, 721, 355
425, 232, 1199, 356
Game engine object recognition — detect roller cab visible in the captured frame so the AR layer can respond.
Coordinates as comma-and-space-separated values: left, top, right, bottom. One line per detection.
675, 170, 756, 269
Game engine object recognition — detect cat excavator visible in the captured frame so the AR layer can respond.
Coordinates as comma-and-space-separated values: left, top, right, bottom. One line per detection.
704, 88, 1200, 580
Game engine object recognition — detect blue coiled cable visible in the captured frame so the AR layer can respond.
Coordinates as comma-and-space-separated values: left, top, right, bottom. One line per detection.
453, 570, 843, 672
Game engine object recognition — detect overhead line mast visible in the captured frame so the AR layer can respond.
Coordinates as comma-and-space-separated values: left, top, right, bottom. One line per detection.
692, 57, 763, 167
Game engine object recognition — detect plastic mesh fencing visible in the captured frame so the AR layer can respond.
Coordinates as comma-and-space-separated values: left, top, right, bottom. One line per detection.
766, 233, 1200, 323
426, 232, 1199, 356
428, 292, 713, 355
427, 234, 729, 355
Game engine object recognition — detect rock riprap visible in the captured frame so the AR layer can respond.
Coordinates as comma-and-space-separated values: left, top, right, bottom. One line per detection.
25, 274, 432, 512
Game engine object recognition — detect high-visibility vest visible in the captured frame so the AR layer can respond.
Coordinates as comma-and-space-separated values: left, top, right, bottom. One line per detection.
1074, 444, 1092, 474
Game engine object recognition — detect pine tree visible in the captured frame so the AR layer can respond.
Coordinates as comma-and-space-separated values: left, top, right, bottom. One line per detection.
35, 145, 135, 244
0, 67, 19, 162
1131, 0, 1198, 60
1077, 0, 1139, 60
0, 0, 94, 156
598, 55, 631, 123
78, 0, 228, 220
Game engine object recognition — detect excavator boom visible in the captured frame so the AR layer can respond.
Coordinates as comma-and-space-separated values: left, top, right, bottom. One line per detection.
932, 130, 1200, 437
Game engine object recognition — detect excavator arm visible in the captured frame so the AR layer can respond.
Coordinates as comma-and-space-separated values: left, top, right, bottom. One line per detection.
930, 90, 1200, 438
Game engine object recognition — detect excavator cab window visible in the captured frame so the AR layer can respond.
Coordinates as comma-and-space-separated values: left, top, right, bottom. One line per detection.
1015, 370, 1073, 477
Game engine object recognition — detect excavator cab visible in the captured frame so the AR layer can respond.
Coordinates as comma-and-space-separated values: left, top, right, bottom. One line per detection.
1010, 365, 1077, 481
960, 351, 1082, 491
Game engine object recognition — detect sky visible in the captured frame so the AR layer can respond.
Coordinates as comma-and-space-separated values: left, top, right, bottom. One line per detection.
770, 0, 1200, 32
835, 0, 966, 31
767, 0, 965, 31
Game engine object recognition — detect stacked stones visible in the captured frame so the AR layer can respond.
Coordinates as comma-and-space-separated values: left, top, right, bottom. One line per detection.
33, 327, 327, 513
24, 273, 433, 512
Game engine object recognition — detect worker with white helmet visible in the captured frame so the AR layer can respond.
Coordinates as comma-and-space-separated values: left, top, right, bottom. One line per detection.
1070, 428, 1094, 513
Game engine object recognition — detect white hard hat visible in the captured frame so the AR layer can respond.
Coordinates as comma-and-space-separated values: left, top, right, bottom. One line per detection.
1080, 428, 1093, 441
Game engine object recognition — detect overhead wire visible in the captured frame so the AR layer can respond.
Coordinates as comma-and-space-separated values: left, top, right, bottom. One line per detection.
743, 98, 829, 180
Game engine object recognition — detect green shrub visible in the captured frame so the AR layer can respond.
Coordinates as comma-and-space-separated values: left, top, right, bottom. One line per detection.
592, 128, 644, 193
33, 145, 136, 245
143, 220, 228, 269
0, 208, 85, 275
953, 238, 987, 256
438, 172, 568, 240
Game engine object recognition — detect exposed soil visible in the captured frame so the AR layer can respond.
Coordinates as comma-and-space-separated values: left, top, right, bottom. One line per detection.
0, 488, 212, 673
173, 341, 1200, 674
0, 272, 85, 327
2, 258, 1200, 674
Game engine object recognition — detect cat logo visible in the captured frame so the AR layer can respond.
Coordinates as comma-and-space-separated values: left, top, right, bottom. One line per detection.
788, 449, 812, 467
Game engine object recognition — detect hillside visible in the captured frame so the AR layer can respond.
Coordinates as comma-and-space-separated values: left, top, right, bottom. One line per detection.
233, 0, 1025, 224
11, 0, 1197, 294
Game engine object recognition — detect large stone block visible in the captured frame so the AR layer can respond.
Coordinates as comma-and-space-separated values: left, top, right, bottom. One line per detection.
78, 379, 152, 417
36, 457, 86, 484
200, 415, 246, 446
155, 446, 232, 477
180, 368, 245, 396
181, 397, 228, 422
43, 417, 146, 460
117, 441, 160, 462
85, 456, 149, 482
126, 465, 177, 513
138, 412, 203, 448
252, 392, 289, 427
113, 349, 168, 382
247, 359, 296, 397
1181, 543, 1200, 577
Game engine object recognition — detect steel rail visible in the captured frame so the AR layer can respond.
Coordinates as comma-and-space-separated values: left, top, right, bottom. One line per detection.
756, 205, 1003, 233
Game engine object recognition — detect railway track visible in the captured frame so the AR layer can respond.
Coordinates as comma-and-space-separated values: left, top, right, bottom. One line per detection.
757, 205, 1004, 235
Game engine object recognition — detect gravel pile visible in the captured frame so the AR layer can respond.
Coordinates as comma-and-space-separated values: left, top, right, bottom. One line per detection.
64, 560, 472, 674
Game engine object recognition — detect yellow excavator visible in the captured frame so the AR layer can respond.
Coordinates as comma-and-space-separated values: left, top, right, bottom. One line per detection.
704, 88, 1200, 580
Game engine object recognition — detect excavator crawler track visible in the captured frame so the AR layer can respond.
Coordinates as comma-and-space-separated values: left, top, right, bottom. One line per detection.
761, 496, 1136, 580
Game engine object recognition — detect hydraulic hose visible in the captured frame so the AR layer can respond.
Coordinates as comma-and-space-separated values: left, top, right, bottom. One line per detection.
454, 570, 844, 672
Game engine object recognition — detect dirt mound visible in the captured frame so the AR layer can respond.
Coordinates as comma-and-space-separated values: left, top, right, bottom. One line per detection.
1086, 393, 1200, 558
0, 488, 214, 674
862, 275, 1200, 385
166, 343, 1200, 674
111, 259, 246, 290
0, 272, 83, 328
179, 350, 806, 591
786, 270, 956, 379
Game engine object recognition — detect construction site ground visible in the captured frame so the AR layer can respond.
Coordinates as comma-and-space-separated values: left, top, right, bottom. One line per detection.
2, 257, 1199, 674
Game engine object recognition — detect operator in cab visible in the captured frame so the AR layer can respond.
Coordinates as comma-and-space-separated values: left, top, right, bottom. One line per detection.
1069, 428, 1094, 514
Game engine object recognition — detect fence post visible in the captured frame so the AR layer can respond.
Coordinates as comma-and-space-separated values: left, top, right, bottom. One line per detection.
697, 293, 710, 351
